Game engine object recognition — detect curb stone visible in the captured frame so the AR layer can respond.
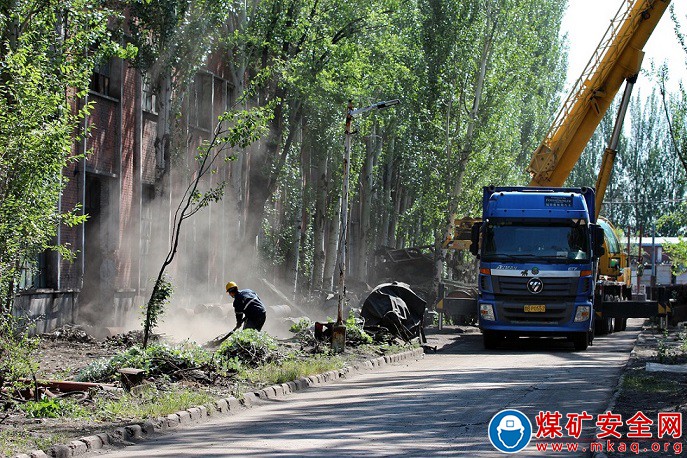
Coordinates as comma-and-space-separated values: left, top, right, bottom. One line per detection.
14, 346, 424, 458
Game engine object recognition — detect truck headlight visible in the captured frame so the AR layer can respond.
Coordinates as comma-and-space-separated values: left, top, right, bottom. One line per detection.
480, 303, 495, 321
574, 306, 591, 322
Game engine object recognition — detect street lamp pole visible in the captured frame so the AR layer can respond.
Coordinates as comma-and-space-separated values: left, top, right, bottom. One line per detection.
337, 100, 354, 325
332, 98, 400, 353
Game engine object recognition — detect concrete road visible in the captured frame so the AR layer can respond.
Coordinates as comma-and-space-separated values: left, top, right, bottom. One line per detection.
91, 320, 643, 457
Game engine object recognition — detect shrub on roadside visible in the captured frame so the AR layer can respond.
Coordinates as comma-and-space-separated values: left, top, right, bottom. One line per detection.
0, 314, 39, 409
345, 310, 373, 345
216, 329, 279, 368
75, 342, 213, 382
289, 317, 318, 347
20, 397, 86, 418
289, 317, 313, 335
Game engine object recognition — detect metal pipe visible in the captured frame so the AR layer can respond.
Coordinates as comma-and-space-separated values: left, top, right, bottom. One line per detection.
135, 71, 143, 294
80, 93, 88, 292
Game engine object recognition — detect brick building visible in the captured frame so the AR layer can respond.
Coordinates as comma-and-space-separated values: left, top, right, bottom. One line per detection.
14, 54, 242, 333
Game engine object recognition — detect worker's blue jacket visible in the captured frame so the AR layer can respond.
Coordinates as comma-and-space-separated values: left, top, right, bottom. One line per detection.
233, 289, 266, 318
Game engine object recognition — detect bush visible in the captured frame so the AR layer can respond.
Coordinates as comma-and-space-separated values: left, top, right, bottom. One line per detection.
289, 317, 313, 334
289, 317, 317, 347
76, 342, 213, 382
21, 397, 85, 418
345, 310, 373, 345
0, 314, 39, 408
216, 329, 278, 368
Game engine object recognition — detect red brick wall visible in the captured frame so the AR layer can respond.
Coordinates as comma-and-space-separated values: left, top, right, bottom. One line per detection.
118, 62, 138, 290
59, 140, 85, 290
49, 54, 240, 316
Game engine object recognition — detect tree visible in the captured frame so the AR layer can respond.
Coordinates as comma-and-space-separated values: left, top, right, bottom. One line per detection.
662, 238, 687, 276
0, 0, 129, 311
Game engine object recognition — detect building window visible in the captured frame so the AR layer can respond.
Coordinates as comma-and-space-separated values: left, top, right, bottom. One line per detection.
17, 252, 50, 290
90, 59, 111, 95
188, 73, 212, 130
142, 73, 157, 114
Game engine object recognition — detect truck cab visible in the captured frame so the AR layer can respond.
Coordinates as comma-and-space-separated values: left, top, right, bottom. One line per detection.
471, 186, 605, 351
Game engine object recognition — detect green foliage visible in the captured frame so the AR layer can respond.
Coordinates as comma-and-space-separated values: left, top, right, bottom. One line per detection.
0, 0, 128, 303
0, 429, 70, 458
657, 203, 687, 236
289, 318, 313, 334
662, 237, 687, 276
75, 342, 213, 382
216, 329, 279, 368
91, 386, 214, 421
0, 315, 39, 401
594, 90, 687, 232
657, 330, 671, 363
345, 310, 373, 345
20, 397, 86, 419
142, 275, 174, 347
243, 355, 343, 386
622, 372, 681, 393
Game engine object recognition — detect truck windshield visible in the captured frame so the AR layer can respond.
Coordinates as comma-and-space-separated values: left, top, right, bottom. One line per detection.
482, 220, 590, 262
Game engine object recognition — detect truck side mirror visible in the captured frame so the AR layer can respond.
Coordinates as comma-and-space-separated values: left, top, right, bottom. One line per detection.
469, 222, 481, 257
592, 224, 605, 257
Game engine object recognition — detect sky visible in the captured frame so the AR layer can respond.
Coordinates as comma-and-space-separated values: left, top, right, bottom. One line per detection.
561, 0, 686, 97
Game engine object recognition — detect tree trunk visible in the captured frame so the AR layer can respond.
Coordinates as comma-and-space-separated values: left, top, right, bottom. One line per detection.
358, 123, 380, 281
294, 116, 310, 298
322, 161, 340, 292
378, 142, 395, 247
323, 207, 340, 293
436, 14, 496, 290
311, 153, 327, 292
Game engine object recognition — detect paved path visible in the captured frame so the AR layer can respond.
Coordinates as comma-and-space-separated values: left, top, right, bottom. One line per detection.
91, 321, 643, 457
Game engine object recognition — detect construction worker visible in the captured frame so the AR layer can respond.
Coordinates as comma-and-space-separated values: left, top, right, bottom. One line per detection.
226, 281, 267, 331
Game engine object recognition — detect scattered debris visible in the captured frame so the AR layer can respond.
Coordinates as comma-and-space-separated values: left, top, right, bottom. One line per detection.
19, 378, 117, 392
41, 325, 96, 343
105, 330, 147, 348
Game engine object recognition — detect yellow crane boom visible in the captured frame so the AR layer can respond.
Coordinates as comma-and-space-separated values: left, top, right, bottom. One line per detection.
528, 0, 671, 189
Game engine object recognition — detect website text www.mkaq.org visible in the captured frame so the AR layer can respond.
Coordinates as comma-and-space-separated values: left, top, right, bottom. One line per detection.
534, 439, 683, 455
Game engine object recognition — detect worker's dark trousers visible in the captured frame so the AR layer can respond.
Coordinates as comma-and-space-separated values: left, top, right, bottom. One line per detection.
244, 311, 266, 331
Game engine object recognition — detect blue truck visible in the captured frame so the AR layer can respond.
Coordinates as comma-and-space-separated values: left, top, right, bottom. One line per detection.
469, 186, 606, 351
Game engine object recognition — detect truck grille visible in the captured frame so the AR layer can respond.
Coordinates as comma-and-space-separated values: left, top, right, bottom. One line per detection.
494, 276, 578, 298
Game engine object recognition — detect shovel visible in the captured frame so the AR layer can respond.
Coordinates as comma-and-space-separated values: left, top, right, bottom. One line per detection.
203, 328, 238, 349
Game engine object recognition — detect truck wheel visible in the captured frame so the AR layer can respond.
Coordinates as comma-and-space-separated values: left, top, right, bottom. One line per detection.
483, 331, 502, 350
573, 332, 589, 351
615, 318, 627, 331
595, 317, 613, 335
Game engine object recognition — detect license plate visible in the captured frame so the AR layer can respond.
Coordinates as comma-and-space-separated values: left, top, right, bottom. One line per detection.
524, 304, 546, 313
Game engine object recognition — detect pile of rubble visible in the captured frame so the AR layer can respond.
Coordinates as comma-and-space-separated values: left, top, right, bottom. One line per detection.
40, 324, 96, 343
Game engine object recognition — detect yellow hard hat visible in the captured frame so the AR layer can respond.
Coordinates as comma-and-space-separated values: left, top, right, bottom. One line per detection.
225, 281, 238, 292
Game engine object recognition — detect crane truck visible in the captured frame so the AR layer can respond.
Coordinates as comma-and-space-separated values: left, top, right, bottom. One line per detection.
468, 0, 672, 350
